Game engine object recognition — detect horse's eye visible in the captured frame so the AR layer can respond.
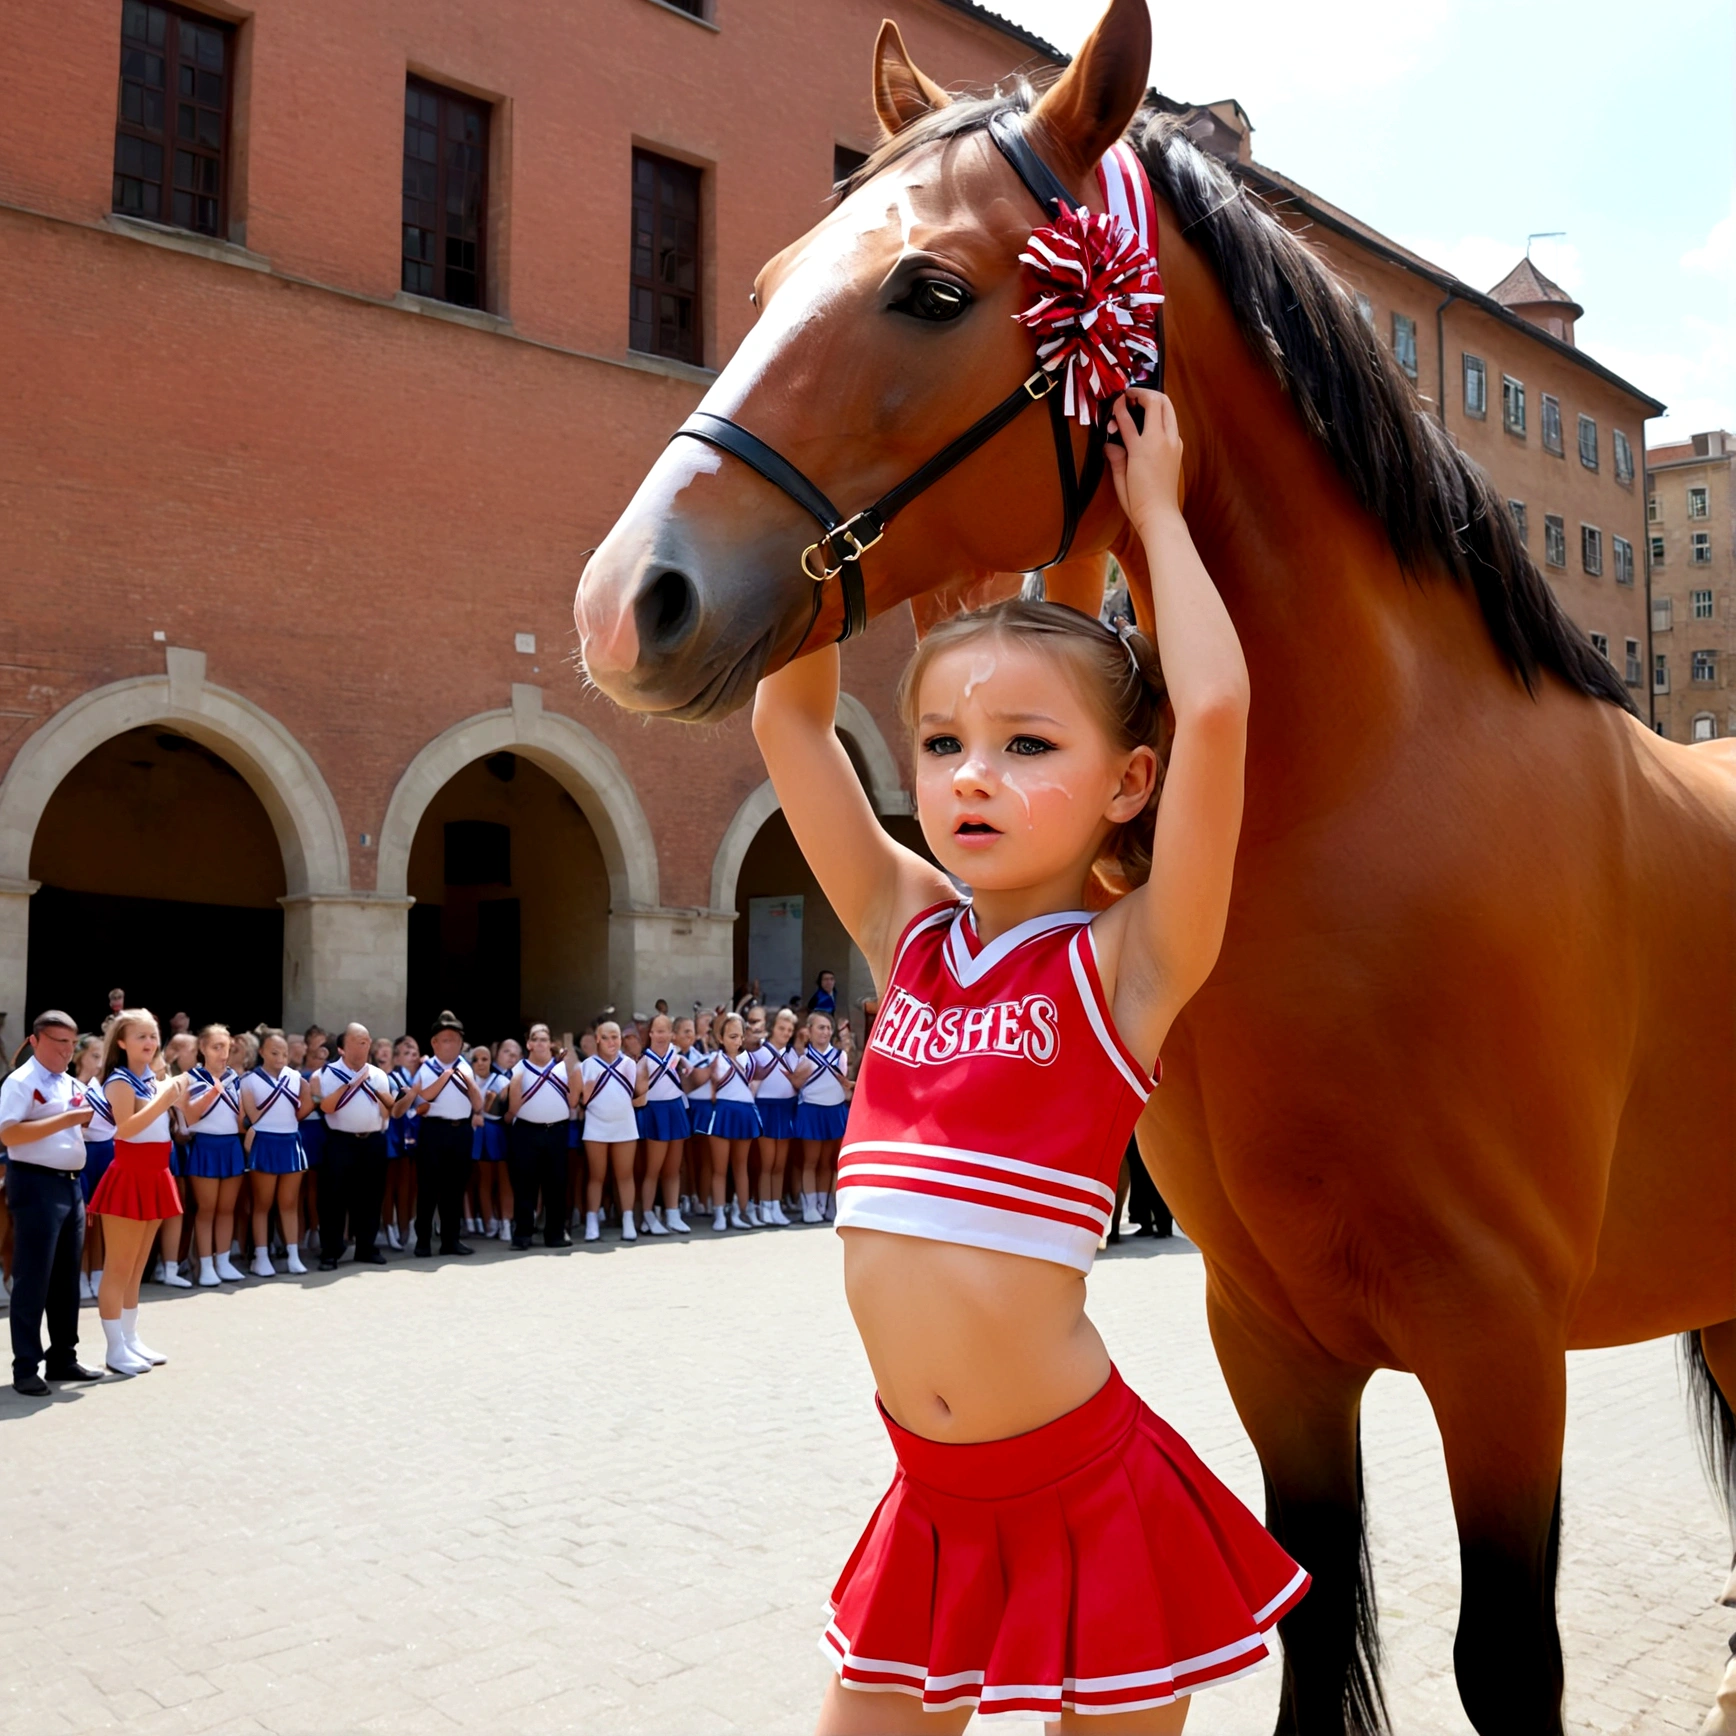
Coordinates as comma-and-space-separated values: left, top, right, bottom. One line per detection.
896, 279, 972, 322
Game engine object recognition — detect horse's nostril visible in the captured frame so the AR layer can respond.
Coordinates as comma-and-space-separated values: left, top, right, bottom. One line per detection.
639, 567, 698, 651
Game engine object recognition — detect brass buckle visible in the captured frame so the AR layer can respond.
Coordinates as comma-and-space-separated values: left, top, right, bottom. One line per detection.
801, 513, 885, 583
1023, 368, 1056, 400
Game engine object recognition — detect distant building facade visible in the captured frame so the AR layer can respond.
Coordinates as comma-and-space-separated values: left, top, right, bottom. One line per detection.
1646, 432, 1732, 741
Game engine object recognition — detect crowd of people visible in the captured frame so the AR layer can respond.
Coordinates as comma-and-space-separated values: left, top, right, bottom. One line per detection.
0, 973, 874, 1392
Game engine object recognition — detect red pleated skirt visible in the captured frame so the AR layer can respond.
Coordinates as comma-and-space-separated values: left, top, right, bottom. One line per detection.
88, 1139, 181, 1221
824, 1366, 1309, 1720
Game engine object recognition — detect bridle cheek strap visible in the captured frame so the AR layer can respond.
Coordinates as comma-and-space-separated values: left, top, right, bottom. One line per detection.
669, 111, 1161, 648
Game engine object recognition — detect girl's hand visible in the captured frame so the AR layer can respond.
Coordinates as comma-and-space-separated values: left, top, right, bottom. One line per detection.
1105, 389, 1183, 528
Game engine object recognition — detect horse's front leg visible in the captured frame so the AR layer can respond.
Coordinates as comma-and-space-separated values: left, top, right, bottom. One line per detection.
1205, 1285, 1384, 1736
1413, 1317, 1568, 1736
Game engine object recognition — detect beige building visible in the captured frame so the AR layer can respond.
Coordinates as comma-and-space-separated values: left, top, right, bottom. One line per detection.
1647, 431, 1733, 741
1159, 99, 1664, 718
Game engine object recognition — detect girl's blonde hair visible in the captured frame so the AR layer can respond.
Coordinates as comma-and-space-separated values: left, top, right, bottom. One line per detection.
717, 1012, 745, 1044
895, 597, 1170, 890
196, 1023, 231, 1069
101, 1009, 158, 1080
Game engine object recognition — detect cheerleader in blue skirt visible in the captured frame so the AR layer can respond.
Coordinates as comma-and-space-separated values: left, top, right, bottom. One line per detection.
578, 1022, 640, 1243
384, 1035, 420, 1252
75, 1034, 114, 1300
182, 1023, 248, 1284
633, 1013, 690, 1236
701, 1014, 761, 1233
751, 1006, 800, 1227
240, 1029, 309, 1276
793, 1011, 852, 1223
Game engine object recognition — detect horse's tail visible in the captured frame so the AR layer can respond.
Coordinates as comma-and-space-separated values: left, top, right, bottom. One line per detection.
1680, 1329, 1736, 1530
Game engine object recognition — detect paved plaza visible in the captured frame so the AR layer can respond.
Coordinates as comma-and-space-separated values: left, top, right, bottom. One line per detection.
0, 1224, 1729, 1736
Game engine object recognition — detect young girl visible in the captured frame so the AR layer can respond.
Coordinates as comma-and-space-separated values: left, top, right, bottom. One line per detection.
89, 1010, 189, 1373
700, 1014, 760, 1233
384, 1034, 420, 1252
298, 1027, 327, 1249
577, 1022, 639, 1242
505, 1024, 577, 1249
750, 1006, 800, 1227
240, 1030, 309, 1277
465, 1042, 497, 1237
74, 1034, 114, 1301
156, 1030, 197, 1286
672, 1014, 706, 1217
753, 391, 1305, 1732
792, 1012, 850, 1225
182, 1024, 247, 1285
633, 1013, 690, 1236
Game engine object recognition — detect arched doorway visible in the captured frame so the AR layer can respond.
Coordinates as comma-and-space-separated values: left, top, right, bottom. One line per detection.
27, 726, 287, 1029
404, 751, 613, 1044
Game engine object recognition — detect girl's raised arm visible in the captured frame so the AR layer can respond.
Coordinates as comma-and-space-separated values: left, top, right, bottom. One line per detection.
753, 645, 952, 983
1095, 390, 1250, 1068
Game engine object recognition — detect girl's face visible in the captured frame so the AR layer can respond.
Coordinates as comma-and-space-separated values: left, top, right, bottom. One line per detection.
808, 1015, 833, 1048
471, 1045, 492, 1070
771, 1010, 796, 1046
621, 1030, 643, 1059
526, 1027, 553, 1062
200, 1032, 231, 1071
371, 1038, 392, 1067
260, 1035, 287, 1071
913, 638, 1154, 895
75, 1040, 102, 1080
394, 1038, 419, 1068
596, 1026, 621, 1060
648, 1015, 672, 1052
496, 1039, 521, 1069
120, 1018, 161, 1071
673, 1018, 695, 1048
286, 1034, 306, 1066
720, 1021, 743, 1055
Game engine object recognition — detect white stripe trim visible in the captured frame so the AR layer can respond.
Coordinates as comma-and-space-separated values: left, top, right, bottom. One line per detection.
943, 905, 1093, 988
1066, 1628, 1271, 1690
840, 1138, 1116, 1206
837, 1162, 1111, 1229
832, 1189, 1100, 1273
889, 903, 957, 983
1250, 1563, 1310, 1627
1067, 931, 1152, 1101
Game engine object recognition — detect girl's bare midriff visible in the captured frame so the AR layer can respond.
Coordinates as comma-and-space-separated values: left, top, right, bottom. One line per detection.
840, 1226, 1111, 1443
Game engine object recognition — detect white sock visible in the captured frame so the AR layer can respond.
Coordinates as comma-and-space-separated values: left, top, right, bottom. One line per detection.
101, 1316, 135, 1367
119, 1308, 163, 1364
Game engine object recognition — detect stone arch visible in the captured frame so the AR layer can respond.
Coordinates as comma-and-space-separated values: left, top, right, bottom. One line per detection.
0, 661, 348, 896
375, 686, 657, 911
710, 779, 781, 917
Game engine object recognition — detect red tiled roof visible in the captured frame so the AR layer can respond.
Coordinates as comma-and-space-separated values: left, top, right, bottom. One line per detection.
1488, 257, 1584, 320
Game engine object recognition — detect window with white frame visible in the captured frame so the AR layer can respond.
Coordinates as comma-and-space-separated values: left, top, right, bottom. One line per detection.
1692, 531, 1712, 563
1581, 524, 1603, 575
1463, 353, 1486, 417
1651, 534, 1666, 565
1354, 292, 1374, 327
1691, 713, 1717, 741
1541, 394, 1563, 454
1693, 649, 1717, 683
1624, 637, 1642, 684
1613, 535, 1634, 585
1647, 492, 1660, 522
1392, 312, 1418, 380
1688, 486, 1709, 519
1508, 500, 1528, 542
1577, 414, 1598, 470
1544, 514, 1566, 567
1693, 588, 1714, 619
1654, 653, 1669, 693
1589, 632, 1609, 658
1613, 429, 1634, 484
1653, 595, 1673, 631
1503, 375, 1525, 434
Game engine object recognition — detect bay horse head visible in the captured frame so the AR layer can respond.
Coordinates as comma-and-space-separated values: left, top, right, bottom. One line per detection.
576, 0, 1154, 720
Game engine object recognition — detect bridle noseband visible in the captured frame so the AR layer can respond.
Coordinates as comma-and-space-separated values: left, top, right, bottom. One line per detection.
669, 111, 1165, 650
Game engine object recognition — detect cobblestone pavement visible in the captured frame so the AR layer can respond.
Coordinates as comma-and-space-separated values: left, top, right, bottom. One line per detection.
1, 1224, 1729, 1735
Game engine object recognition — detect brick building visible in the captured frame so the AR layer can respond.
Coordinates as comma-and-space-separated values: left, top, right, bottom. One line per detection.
0, 0, 1060, 1048
1646, 431, 1732, 741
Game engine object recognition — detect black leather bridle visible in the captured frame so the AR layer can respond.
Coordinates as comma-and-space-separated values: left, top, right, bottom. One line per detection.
669, 111, 1164, 650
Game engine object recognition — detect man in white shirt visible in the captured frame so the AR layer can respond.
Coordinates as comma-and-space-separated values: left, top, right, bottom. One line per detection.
0, 1011, 104, 1394
316, 1023, 395, 1271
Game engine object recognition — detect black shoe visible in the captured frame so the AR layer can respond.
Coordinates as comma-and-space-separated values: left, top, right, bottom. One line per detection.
353, 1248, 387, 1266
545, 1235, 572, 1248
413, 1242, 433, 1258
510, 1236, 532, 1250
317, 1257, 339, 1272
45, 1360, 104, 1383
440, 1241, 475, 1257
12, 1371, 50, 1397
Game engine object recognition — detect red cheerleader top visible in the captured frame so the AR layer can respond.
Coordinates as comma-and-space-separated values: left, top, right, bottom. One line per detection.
836, 900, 1157, 1273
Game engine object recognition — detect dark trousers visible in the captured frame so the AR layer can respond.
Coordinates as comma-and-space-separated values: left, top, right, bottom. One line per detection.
320, 1129, 387, 1260
5, 1161, 85, 1377
508, 1121, 569, 1245
414, 1118, 471, 1252
1126, 1140, 1173, 1237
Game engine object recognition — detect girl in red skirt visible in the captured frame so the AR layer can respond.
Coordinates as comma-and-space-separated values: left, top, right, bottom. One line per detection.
91, 1009, 190, 1375
754, 389, 1305, 1732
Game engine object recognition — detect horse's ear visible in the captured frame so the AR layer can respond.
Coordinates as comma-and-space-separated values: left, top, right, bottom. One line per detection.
1028, 0, 1151, 181
873, 20, 952, 137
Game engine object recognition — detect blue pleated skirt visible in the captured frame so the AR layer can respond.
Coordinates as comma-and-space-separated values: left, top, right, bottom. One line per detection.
638, 1098, 690, 1141
708, 1100, 761, 1141
250, 1130, 307, 1174
757, 1098, 797, 1140
795, 1101, 850, 1142
186, 1132, 246, 1179
479, 1121, 507, 1161
299, 1118, 325, 1168
387, 1117, 417, 1158
688, 1096, 714, 1137
568, 1117, 581, 1147
79, 1140, 115, 1201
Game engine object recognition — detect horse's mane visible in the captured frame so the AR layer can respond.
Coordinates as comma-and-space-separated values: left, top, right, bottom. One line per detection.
842, 92, 1637, 715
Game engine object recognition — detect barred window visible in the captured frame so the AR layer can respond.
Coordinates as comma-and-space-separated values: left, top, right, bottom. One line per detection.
1693, 588, 1714, 619
112, 1, 233, 237
1654, 653, 1669, 694
1581, 524, 1603, 575
1688, 486, 1709, 519
1577, 414, 1598, 470
1647, 492, 1660, 522
631, 150, 703, 364
1544, 514, 1566, 568
1693, 531, 1712, 564
1502, 375, 1525, 434
1613, 535, 1633, 586
1463, 353, 1487, 417
1692, 650, 1717, 683
1653, 596, 1672, 632
1624, 638, 1642, 685
402, 78, 489, 308
1613, 429, 1634, 485
1541, 394, 1563, 455
1651, 534, 1666, 566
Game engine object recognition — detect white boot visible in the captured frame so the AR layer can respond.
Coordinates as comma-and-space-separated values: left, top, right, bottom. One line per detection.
89, 1268, 102, 1296
643, 1211, 669, 1236
252, 1247, 276, 1277
214, 1251, 245, 1282
744, 1200, 762, 1227
197, 1255, 220, 1288
159, 1261, 192, 1288
284, 1246, 307, 1275
713, 1204, 727, 1231
664, 1207, 690, 1234
801, 1194, 821, 1224
387, 1223, 401, 1251
729, 1202, 751, 1230
79, 1272, 94, 1301
121, 1305, 166, 1366
774, 1200, 793, 1226
584, 1212, 600, 1243
622, 1214, 637, 1242
102, 1316, 149, 1375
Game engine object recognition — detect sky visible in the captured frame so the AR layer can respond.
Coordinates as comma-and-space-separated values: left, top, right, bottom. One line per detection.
984, 0, 1735, 444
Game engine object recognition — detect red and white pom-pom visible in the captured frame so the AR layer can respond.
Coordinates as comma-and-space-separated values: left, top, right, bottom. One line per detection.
1014, 206, 1164, 425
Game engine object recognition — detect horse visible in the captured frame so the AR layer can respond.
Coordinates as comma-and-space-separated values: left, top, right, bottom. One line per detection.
574, 4, 1736, 1730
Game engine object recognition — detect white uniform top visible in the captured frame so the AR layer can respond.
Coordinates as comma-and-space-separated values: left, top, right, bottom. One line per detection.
681, 1045, 712, 1096
708, 1051, 757, 1105
483, 1067, 512, 1120
579, 1053, 639, 1142
414, 1056, 478, 1121
798, 1044, 850, 1106
639, 1045, 687, 1103
242, 1065, 303, 1135
80, 1073, 118, 1144
0, 1056, 89, 1171
510, 1057, 572, 1125
319, 1060, 393, 1135
186, 1066, 242, 1138
753, 1043, 798, 1101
